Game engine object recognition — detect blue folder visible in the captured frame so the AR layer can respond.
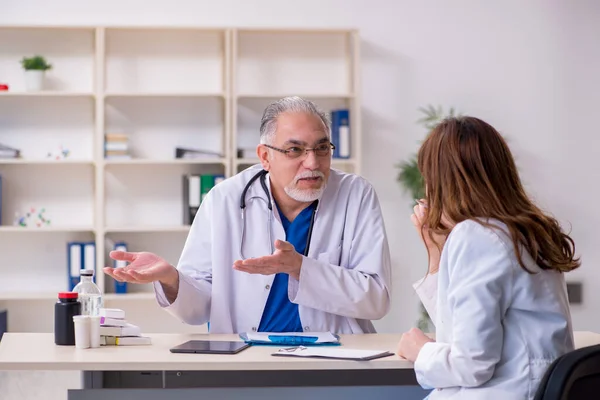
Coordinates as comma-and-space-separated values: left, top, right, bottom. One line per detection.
239, 332, 341, 346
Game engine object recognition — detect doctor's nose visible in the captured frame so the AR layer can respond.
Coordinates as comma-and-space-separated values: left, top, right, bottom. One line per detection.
302, 150, 320, 169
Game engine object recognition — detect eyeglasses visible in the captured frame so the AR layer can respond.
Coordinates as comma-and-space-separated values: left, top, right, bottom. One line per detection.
264, 142, 335, 159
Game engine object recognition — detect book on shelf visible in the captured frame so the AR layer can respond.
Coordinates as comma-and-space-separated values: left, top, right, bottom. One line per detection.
182, 173, 225, 224
104, 133, 130, 159
0, 143, 20, 159
175, 147, 223, 159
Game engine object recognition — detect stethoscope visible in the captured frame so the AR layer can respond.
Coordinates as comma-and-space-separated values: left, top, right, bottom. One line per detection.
239, 169, 318, 260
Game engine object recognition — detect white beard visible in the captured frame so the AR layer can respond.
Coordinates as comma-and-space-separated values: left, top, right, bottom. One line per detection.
284, 171, 327, 202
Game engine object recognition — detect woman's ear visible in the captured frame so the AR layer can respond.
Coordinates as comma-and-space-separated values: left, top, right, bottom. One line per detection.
257, 145, 270, 171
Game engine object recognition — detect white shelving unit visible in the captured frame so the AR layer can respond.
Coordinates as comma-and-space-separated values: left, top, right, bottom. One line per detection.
0, 25, 361, 332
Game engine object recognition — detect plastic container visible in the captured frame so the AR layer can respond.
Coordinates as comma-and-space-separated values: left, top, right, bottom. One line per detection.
89, 315, 101, 348
54, 292, 81, 345
73, 315, 90, 349
72, 269, 103, 316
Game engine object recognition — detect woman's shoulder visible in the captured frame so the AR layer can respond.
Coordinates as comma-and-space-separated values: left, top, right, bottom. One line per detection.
448, 218, 514, 253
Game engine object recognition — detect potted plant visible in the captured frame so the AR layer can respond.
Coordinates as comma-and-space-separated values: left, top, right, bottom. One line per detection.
396, 104, 459, 331
20, 55, 52, 91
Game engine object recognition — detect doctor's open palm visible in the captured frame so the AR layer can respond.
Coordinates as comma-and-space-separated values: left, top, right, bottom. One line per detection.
104, 250, 177, 286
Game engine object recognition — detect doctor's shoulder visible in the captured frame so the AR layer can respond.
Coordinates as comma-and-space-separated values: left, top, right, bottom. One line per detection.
330, 169, 380, 200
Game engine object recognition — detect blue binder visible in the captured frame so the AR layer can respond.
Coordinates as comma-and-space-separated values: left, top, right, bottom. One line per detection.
113, 241, 128, 294
0, 174, 3, 225
67, 242, 84, 291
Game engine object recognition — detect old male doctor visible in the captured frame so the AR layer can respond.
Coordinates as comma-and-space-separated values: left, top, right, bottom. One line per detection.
105, 96, 392, 334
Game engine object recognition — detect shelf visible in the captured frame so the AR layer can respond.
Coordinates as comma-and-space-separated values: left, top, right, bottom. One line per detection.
0, 26, 360, 327
236, 93, 354, 99
235, 158, 260, 165
0, 159, 94, 165
103, 158, 227, 166
105, 92, 226, 98
332, 158, 357, 165
0, 292, 56, 300
0, 91, 95, 97
0, 226, 95, 233
237, 27, 357, 34
105, 226, 191, 233
104, 292, 155, 300
0, 292, 156, 301
234, 158, 355, 166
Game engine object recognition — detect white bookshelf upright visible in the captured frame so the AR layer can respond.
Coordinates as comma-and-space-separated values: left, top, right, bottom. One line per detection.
0, 25, 361, 333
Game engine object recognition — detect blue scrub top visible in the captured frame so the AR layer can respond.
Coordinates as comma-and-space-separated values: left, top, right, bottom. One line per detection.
257, 201, 316, 332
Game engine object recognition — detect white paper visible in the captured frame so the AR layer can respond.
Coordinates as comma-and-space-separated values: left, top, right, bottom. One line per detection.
245, 331, 338, 343
273, 346, 391, 360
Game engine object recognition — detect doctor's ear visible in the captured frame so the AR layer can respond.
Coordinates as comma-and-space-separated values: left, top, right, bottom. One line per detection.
257, 145, 271, 171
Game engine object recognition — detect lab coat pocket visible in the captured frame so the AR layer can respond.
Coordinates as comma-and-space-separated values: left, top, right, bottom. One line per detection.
317, 244, 342, 266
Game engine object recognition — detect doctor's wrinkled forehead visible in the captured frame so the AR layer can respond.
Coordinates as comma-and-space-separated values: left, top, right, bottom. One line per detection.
259, 96, 331, 145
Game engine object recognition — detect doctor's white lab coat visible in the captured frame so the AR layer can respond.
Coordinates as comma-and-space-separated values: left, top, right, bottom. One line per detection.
152, 164, 392, 334
414, 219, 574, 400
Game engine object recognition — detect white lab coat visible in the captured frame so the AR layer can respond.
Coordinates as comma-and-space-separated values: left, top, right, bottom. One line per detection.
153, 164, 392, 334
413, 219, 574, 400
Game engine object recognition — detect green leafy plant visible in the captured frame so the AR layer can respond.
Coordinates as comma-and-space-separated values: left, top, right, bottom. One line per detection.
396, 104, 460, 331
397, 105, 459, 201
20, 55, 52, 71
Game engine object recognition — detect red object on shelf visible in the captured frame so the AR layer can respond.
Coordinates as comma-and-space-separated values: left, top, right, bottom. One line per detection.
0, 84, 8, 91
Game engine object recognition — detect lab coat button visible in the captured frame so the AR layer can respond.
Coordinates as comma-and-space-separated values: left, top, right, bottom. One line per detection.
252, 327, 257, 332
304, 326, 310, 331
265, 284, 270, 290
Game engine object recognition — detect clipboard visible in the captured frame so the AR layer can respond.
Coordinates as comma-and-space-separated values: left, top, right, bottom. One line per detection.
271, 346, 394, 361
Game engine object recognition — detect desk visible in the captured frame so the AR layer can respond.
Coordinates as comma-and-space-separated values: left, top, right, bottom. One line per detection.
1, 332, 599, 400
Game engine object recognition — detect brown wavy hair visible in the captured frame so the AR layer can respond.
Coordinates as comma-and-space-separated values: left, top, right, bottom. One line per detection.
418, 116, 580, 273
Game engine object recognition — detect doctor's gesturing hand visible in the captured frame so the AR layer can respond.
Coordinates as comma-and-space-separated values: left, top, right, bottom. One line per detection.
233, 239, 303, 280
104, 251, 179, 302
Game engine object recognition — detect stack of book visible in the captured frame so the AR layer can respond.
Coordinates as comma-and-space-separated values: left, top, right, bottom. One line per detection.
104, 133, 131, 160
98, 308, 151, 346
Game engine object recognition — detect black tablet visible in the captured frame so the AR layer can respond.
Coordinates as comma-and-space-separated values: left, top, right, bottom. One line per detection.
169, 340, 251, 354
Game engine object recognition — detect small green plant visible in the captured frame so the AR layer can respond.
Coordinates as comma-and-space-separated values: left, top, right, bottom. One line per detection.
20, 55, 52, 71
397, 104, 461, 331
397, 105, 459, 203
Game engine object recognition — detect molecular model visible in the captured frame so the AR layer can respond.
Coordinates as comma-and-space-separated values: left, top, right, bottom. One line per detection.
14, 207, 51, 228
46, 145, 70, 160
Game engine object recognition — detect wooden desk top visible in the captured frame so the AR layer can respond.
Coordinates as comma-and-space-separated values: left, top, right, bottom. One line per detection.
1, 331, 599, 372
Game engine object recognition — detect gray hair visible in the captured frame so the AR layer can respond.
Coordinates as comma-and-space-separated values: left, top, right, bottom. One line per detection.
259, 96, 331, 145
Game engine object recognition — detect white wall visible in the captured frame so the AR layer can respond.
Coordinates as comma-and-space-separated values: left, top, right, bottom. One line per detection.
2, 0, 599, 335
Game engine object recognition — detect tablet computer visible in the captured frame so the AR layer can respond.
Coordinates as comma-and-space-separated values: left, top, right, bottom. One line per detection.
169, 340, 251, 354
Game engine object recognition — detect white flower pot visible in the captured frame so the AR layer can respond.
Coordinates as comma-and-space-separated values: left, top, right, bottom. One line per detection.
24, 70, 45, 91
